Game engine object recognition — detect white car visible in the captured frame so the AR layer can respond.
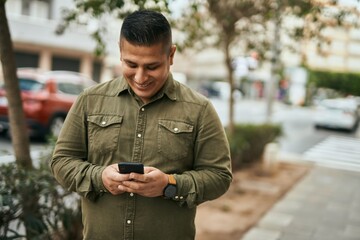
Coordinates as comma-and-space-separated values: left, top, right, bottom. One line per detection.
212, 81, 243, 100
314, 98, 359, 131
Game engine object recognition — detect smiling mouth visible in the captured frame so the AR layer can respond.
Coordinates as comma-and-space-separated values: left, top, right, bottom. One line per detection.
134, 81, 152, 89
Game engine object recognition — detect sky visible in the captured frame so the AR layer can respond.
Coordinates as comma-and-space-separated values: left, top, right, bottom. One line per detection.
339, 0, 360, 9
169, 0, 189, 18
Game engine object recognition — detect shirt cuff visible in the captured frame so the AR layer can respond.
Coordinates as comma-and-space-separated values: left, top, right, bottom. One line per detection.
173, 174, 197, 207
93, 165, 108, 193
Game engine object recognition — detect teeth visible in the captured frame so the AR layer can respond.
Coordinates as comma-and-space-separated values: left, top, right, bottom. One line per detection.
136, 82, 151, 88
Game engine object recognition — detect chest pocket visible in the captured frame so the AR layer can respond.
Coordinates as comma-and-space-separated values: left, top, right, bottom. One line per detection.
158, 120, 194, 161
88, 115, 123, 153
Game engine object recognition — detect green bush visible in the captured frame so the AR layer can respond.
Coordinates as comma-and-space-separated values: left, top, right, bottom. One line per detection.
0, 161, 82, 239
308, 70, 360, 96
227, 123, 282, 171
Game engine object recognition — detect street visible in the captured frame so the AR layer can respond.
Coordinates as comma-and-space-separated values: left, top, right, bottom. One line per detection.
1, 98, 360, 169
210, 98, 359, 152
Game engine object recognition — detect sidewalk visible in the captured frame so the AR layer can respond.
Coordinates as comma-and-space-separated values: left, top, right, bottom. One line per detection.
241, 165, 360, 240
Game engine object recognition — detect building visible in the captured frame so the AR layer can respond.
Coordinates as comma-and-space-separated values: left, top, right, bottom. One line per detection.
2, 0, 120, 83
305, 27, 360, 73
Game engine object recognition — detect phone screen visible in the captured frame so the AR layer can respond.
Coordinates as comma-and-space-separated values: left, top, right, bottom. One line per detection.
118, 162, 144, 174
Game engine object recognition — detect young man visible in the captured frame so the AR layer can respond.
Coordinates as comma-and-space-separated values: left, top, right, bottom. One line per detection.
51, 10, 232, 240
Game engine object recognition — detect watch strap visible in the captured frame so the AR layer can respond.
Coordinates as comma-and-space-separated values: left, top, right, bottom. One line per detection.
168, 174, 176, 185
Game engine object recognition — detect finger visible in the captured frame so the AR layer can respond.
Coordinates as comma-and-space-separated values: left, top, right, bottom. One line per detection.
111, 187, 126, 195
118, 184, 134, 193
129, 173, 147, 182
112, 173, 131, 182
122, 180, 140, 189
144, 166, 156, 174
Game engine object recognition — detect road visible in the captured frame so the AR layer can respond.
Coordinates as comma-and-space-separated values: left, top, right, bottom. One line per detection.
210, 98, 359, 151
1, 98, 360, 169
211, 98, 360, 171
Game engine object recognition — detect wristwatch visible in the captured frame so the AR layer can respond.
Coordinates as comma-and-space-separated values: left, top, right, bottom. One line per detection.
163, 174, 177, 198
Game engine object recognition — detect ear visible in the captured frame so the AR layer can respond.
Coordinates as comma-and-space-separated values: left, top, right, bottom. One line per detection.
169, 45, 176, 65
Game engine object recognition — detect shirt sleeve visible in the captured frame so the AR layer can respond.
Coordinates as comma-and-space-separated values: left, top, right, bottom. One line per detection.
175, 101, 233, 208
50, 92, 107, 201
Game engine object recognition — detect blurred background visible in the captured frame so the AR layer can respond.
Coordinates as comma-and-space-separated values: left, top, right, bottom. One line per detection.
1, 0, 360, 170
1, 0, 360, 239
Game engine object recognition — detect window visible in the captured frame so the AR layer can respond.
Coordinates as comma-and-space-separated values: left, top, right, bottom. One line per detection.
92, 61, 102, 83
19, 79, 44, 91
57, 83, 85, 95
22, 0, 51, 19
52, 56, 80, 72
15, 51, 39, 68
5, 0, 22, 15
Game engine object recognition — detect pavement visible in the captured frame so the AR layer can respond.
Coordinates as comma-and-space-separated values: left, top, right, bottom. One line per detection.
241, 163, 360, 240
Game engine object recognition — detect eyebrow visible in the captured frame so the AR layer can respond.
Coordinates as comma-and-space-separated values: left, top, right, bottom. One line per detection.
123, 59, 161, 66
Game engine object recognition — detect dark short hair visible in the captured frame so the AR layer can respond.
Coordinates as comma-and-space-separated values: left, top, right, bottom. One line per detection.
120, 10, 172, 53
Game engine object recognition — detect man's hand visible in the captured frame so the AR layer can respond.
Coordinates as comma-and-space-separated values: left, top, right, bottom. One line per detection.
102, 163, 131, 195
118, 166, 169, 197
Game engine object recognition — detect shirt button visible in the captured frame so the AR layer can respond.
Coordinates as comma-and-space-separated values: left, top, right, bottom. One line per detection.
130, 193, 134, 197
137, 133, 142, 138
174, 127, 179, 132
101, 121, 106, 125
127, 220, 132, 224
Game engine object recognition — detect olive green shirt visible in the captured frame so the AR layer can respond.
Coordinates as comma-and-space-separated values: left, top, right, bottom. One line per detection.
51, 74, 232, 240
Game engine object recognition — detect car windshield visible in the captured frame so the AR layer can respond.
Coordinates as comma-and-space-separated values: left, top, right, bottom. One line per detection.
321, 99, 357, 112
19, 78, 44, 91
57, 82, 85, 95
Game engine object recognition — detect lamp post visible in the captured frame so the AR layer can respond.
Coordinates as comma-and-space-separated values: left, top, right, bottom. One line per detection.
266, 0, 281, 122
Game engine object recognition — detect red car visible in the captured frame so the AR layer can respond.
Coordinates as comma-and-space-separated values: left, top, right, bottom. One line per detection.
0, 68, 96, 139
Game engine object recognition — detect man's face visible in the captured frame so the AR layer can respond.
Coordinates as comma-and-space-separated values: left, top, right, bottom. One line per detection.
120, 39, 176, 104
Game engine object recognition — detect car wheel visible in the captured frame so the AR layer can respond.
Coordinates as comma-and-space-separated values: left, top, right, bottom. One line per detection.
350, 122, 359, 133
49, 116, 65, 138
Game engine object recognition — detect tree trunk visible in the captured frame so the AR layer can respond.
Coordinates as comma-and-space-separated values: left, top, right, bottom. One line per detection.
0, 1, 33, 169
266, 0, 281, 123
0, 5, 39, 239
224, 42, 235, 137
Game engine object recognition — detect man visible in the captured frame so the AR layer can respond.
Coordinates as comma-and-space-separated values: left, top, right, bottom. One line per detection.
51, 10, 232, 240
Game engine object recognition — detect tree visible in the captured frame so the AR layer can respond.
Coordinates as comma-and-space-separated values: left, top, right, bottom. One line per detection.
0, 0, 32, 169
174, 0, 360, 135
176, 0, 277, 135
0, 2, 41, 238
56, 0, 170, 56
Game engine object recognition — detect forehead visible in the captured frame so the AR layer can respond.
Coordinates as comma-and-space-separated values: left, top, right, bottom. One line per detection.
120, 39, 168, 58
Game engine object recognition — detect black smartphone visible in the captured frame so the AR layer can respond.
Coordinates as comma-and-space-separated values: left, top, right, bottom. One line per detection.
118, 162, 144, 174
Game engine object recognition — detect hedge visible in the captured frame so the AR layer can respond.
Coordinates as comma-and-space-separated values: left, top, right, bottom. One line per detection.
0, 161, 82, 239
308, 70, 360, 96
227, 123, 282, 171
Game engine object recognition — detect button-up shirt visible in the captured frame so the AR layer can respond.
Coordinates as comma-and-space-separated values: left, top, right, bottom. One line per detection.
51, 74, 232, 240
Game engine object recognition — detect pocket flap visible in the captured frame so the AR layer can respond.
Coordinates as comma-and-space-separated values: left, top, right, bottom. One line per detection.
88, 115, 123, 127
159, 120, 194, 133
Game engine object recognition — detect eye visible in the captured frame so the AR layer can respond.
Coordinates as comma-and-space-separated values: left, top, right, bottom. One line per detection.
125, 61, 137, 68
147, 65, 159, 70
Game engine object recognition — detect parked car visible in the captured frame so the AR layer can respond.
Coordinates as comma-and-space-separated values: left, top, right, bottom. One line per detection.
314, 98, 360, 132
198, 81, 242, 100
0, 68, 96, 139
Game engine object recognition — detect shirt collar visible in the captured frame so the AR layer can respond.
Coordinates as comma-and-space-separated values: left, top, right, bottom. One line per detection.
160, 73, 177, 101
117, 76, 130, 96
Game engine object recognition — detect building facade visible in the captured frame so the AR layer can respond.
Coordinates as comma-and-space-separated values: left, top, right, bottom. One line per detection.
2, 0, 117, 83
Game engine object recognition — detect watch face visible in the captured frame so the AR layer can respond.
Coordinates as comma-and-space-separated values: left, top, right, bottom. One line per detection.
164, 185, 177, 198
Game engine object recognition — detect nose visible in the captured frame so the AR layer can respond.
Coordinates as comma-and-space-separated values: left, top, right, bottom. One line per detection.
134, 68, 147, 83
